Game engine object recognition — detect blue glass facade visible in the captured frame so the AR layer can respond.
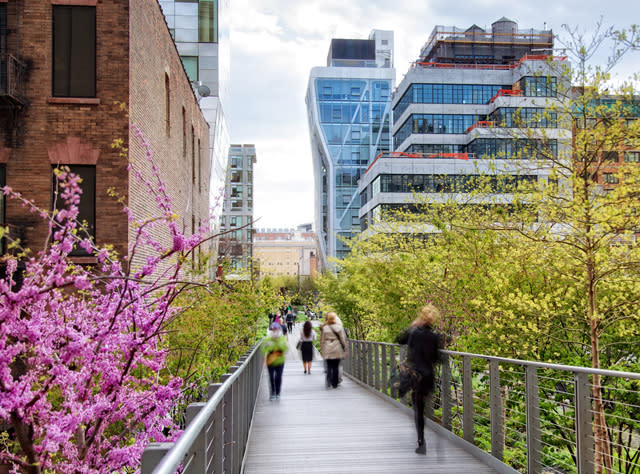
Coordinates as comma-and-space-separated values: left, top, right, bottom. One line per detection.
315, 77, 392, 259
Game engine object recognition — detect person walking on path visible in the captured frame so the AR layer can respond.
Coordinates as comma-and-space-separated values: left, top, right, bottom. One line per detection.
286, 311, 294, 333
396, 303, 443, 455
261, 322, 288, 400
299, 320, 316, 374
320, 312, 347, 389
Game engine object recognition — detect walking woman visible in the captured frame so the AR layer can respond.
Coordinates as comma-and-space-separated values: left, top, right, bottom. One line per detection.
299, 320, 316, 374
261, 322, 288, 400
320, 312, 347, 389
396, 303, 442, 454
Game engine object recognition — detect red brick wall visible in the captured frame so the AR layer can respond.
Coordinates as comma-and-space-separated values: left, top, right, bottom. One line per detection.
128, 0, 210, 272
1, 0, 210, 272
1, 0, 130, 257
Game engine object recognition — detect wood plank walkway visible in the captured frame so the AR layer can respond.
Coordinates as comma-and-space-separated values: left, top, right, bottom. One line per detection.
241, 325, 498, 474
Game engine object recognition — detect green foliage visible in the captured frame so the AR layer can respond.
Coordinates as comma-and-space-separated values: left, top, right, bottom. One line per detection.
163, 278, 281, 398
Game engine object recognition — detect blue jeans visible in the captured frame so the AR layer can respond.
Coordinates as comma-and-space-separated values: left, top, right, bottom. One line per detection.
268, 364, 284, 396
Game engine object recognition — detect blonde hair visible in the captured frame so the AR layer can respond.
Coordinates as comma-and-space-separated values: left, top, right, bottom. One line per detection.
413, 303, 440, 327
326, 312, 338, 325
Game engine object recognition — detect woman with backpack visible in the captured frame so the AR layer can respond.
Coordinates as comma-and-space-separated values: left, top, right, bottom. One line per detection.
320, 312, 347, 389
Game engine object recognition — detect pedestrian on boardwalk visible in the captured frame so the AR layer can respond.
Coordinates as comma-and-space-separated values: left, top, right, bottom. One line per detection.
280, 314, 289, 339
320, 312, 347, 389
299, 320, 317, 374
396, 303, 442, 454
286, 311, 294, 333
261, 322, 288, 400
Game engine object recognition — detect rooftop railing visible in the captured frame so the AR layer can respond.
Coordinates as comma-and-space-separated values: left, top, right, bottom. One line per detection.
345, 339, 640, 474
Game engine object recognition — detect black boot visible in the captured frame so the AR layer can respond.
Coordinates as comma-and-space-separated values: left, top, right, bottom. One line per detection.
415, 439, 426, 454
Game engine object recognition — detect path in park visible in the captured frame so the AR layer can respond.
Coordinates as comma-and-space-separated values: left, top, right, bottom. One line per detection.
241, 323, 497, 474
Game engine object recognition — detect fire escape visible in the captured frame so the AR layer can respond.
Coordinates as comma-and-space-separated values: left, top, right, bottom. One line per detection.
1, 3, 28, 145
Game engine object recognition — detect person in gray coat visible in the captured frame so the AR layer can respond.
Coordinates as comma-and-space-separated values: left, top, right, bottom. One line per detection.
320, 312, 348, 388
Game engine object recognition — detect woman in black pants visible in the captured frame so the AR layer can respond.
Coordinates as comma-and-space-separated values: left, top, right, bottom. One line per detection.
396, 303, 442, 454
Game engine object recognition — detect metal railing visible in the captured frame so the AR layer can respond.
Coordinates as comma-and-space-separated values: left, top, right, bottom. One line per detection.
0, 53, 27, 103
141, 340, 264, 474
345, 340, 640, 474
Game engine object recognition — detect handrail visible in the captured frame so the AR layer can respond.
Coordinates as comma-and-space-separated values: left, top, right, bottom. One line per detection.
345, 339, 640, 474
143, 340, 264, 474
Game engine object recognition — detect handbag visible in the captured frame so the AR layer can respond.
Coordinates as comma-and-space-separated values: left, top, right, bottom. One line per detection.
266, 350, 282, 366
296, 339, 302, 350
389, 359, 422, 398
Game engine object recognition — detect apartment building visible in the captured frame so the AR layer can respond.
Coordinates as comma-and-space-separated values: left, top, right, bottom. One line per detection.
0, 0, 210, 271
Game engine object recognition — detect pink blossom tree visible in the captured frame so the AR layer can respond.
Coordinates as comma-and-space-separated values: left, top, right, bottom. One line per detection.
0, 124, 213, 473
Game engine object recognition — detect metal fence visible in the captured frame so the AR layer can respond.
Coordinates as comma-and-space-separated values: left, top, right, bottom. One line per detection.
345, 340, 640, 474
141, 340, 264, 474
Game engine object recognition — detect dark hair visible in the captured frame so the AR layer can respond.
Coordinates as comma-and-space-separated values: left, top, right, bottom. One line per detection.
303, 320, 312, 338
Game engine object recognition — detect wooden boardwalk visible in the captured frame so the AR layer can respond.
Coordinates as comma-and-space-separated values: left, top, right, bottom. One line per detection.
241, 326, 498, 474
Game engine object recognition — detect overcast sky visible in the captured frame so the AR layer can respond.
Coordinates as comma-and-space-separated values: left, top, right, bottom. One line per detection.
227, 0, 640, 230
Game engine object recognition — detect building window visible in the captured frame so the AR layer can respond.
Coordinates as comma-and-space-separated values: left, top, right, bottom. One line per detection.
165, 74, 171, 136
602, 151, 618, 162
197, 139, 202, 192
181, 56, 198, 82
624, 151, 640, 163
52, 6, 96, 97
0, 164, 5, 250
52, 165, 96, 255
198, 0, 218, 43
603, 172, 619, 184
182, 107, 187, 157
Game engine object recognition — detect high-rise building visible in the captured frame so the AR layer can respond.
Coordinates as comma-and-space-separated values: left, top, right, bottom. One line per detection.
218, 144, 255, 277
306, 30, 395, 268
159, 0, 231, 214
359, 19, 570, 232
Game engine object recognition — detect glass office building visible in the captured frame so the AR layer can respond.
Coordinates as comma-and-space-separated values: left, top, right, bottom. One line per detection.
306, 30, 395, 268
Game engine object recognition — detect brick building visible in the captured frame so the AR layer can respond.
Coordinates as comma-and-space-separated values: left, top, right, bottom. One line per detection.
0, 0, 210, 271
253, 227, 319, 278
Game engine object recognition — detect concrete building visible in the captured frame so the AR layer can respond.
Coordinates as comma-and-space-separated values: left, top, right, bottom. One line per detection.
158, 0, 231, 217
253, 227, 318, 278
0, 0, 210, 271
306, 30, 395, 268
360, 19, 570, 232
218, 144, 255, 277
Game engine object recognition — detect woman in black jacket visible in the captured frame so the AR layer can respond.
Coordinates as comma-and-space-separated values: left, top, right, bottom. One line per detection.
396, 303, 442, 454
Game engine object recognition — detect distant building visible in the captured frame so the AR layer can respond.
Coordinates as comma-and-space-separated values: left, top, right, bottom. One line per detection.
253, 228, 318, 278
306, 30, 395, 268
218, 144, 255, 277
360, 18, 570, 233
0, 0, 210, 272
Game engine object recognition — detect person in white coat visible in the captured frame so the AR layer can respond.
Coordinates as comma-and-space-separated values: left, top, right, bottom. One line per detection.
320, 312, 348, 388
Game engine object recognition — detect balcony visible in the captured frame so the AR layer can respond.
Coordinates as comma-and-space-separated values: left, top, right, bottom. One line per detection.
0, 53, 28, 107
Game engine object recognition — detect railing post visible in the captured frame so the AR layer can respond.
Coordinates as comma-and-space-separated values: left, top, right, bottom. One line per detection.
366, 341, 373, 386
575, 372, 594, 474
525, 366, 541, 474
185, 403, 207, 473
141, 443, 174, 474
220, 372, 234, 473
389, 345, 397, 399
381, 344, 388, 396
441, 353, 452, 431
229, 365, 240, 474
209, 383, 224, 474
489, 359, 503, 462
374, 343, 380, 391
462, 355, 474, 444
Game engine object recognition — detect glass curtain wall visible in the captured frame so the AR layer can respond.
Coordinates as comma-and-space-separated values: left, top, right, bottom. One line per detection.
315, 77, 391, 258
